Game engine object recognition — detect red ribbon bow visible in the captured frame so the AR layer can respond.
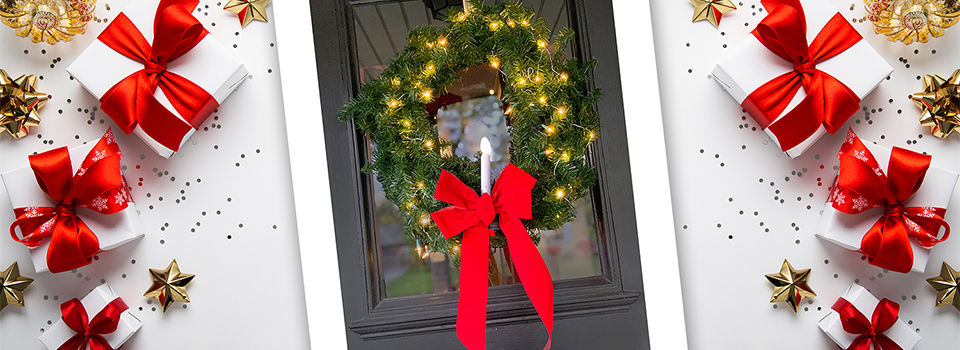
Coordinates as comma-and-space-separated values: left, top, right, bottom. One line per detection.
832, 297, 902, 350
743, 0, 862, 152
98, 0, 218, 152
58, 297, 129, 350
9, 129, 130, 273
829, 129, 950, 273
431, 164, 553, 350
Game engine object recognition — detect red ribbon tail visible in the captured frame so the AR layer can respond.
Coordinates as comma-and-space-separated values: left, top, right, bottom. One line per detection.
458, 226, 490, 350
501, 215, 554, 349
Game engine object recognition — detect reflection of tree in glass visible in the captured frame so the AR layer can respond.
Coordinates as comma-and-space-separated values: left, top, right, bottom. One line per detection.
437, 95, 510, 178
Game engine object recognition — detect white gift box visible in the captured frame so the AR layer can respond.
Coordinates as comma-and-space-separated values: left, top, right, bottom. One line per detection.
67, 0, 248, 158
818, 284, 921, 349
1, 141, 144, 273
711, 0, 892, 158
38, 284, 142, 350
816, 140, 957, 273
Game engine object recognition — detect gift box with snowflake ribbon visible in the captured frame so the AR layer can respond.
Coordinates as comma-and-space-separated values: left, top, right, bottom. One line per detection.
3, 130, 143, 273
817, 129, 956, 273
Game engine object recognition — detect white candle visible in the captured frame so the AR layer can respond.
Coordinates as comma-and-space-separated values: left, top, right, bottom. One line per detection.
480, 137, 492, 194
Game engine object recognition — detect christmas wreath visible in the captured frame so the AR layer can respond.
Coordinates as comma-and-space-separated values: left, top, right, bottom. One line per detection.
340, 1, 600, 256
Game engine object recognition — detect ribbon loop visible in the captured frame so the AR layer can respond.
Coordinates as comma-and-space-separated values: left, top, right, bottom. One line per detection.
830, 129, 950, 273
9, 130, 130, 273
96, 0, 217, 152
743, 0, 863, 152
431, 164, 553, 350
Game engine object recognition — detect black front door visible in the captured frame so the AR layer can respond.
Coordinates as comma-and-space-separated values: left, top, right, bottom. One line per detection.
310, 0, 650, 348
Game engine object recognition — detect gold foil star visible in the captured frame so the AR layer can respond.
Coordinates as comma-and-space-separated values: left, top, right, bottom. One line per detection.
144, 259, 195, 313
911, 69, 960, 138
0, 69, 48, 138
223, 0, 270, 28
690, 0, 736, 28
765, 259, 816, 312
926, 262, 959, 311
1, 261, 33, 312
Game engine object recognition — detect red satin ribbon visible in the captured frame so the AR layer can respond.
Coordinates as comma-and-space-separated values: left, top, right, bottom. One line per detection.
744, 0, 862, 152
832, 298, 902, 350
431, 164, 553, 350
9, 129, 130, 273
58, 297, 129, 350
829, 129, 950, 273
98, 0, 217, 152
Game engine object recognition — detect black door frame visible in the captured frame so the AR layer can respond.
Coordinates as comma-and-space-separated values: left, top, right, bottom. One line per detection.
310, 0, 650, 348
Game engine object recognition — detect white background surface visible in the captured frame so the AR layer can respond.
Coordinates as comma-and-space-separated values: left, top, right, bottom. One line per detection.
650, 0, 960, 348
0, 1, 311, 348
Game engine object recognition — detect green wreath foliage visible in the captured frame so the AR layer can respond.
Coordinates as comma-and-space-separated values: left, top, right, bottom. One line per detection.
339, 1, 600, 256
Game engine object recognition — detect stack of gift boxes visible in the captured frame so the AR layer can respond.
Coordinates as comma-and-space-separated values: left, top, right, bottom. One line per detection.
712, 0, 957, 348
4, 0, 245, 347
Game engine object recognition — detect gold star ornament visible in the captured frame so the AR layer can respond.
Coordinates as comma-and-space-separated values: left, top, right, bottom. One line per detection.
144, 259, 195, 312
911, 69, 960, 138
223, 0, 270, 28
926, 262, 959, 311
690, 0, 737, 28
0, 69, 48, 138
1, 261, 33, 312
765, 259, 816, 312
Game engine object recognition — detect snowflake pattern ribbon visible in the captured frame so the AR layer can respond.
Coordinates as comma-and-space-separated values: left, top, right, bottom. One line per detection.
828, 128, 950, 273
8, 129, 131, 273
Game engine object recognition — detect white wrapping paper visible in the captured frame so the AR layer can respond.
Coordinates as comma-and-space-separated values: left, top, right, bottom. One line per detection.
711, 0, 893, 158
38, 284, 142, 350
818, 284, 921, 349
1, 141, 143, 273
816, 141, 957, 273
67, 0, 248, 158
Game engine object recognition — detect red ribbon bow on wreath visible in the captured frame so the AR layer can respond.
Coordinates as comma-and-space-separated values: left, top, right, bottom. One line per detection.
97, 0, 218, 152
9, 130, 130, 273
743, 0, 863, 152
431, 164, 553, 350
829, 129, 950, 273
832, 297, 902, 350
58, 297, 129, 350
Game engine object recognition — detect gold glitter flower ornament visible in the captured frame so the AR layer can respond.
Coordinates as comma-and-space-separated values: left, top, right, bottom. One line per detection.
911, 69, 960, 138
0, 69, 49, 139
0, 0, 96, 44
864, 0, 960, 44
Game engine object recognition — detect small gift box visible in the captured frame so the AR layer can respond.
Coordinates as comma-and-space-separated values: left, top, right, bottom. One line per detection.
712, 0, 893, 158
67, 0, 248, 158
818, 284, 921, 350
3, 130, 143, 273
38, 284, 142, 350
817, 129, 956, 273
